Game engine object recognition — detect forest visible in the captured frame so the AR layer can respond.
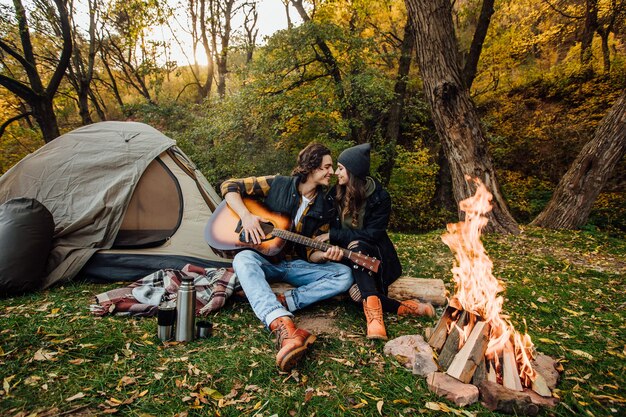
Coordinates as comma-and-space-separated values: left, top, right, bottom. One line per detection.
1, 0, 625, 235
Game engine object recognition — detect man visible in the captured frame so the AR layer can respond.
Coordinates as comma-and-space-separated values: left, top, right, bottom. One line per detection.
220, 143, 353, 371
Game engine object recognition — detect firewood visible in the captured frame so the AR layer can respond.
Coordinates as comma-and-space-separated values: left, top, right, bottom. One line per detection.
446, 320, 490, 383
270, 276, 447, 306
502, 341, 524, 391
487, 360, 498, 383
387, 277, 447, 306
472, 358, 487, 385
531, 372, 552, 397
438, 311, 468, 369
428, 305, 456, 351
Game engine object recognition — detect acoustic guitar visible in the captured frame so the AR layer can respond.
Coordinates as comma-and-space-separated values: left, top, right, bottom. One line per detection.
204, 198, 381, 273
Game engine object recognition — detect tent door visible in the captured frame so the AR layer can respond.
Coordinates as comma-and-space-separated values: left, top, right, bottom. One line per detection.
112, 157, 183, 248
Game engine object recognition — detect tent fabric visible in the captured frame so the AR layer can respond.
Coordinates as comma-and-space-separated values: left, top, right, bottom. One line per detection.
0, 121, 222, 289
97, 147, 227, 263
0, 198, 54, 295
79, 253, 230, 283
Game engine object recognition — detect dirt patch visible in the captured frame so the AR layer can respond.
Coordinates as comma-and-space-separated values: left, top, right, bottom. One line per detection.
296, 313, 342, 335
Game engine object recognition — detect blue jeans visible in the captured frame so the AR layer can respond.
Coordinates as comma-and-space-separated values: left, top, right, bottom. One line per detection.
232, 250, 354, 327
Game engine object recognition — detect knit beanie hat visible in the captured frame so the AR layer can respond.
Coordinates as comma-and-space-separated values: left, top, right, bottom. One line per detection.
338, 143, 371, 179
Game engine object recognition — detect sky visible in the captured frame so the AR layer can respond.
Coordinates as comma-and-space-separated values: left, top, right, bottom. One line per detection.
162, 0, 302, 66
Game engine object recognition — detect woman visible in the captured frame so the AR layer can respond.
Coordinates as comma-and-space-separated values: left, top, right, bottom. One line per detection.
321, 143, 434, 340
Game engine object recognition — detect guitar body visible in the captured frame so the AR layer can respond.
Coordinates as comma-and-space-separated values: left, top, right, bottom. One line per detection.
204, 199, 291, 258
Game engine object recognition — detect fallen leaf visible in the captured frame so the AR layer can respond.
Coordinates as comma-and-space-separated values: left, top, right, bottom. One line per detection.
571, 349, 594, 360
425, 402, 441, 411
376, 400, 383, 415
69, 358, 91, 365
3, 375, 16, 395
65, 392, 86, 402
33, 349, 59, 361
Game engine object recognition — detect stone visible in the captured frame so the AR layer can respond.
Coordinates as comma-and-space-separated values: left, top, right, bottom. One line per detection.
479, 381, 538, 415
427, 372, 479, 407
532, 352, 560, 390
525, 388, 559, 408
413, 347, 438, 377
383, 335, 431, 369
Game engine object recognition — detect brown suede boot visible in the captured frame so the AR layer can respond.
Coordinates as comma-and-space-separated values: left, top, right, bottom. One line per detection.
363, 296, 387, 340
269, 317, 316, 371
276, 293, 288, 310
397, 300, 435, 317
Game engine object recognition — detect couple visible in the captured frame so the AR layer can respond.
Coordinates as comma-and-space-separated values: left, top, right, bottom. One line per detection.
220, 143, 434, 372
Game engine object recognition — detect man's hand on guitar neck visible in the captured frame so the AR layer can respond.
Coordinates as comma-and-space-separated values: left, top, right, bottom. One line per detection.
311, 233, 342, 263
225, 192, 268, 245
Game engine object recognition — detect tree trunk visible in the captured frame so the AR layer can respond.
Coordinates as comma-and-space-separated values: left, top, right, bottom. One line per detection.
77, 80, 93, 124
580, 0, 598, 76
405, 0, 519, 234
597, 28, 611, 74
88, 88, 106, 121
0, 0, 71, 142
462, 0, 495, 89
100, 52, 125, 110
531, 92, 626, 229
31, 97, 61, 141
379, 20, 414, 186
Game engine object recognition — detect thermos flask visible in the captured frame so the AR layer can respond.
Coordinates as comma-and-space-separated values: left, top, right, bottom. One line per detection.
175, 275, 196, 342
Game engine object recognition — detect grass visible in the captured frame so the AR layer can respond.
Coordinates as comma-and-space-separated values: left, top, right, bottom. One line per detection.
1, 227, 625, 416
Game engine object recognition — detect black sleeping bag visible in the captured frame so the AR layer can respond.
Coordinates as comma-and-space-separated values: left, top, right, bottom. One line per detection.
0, 198, 54, 296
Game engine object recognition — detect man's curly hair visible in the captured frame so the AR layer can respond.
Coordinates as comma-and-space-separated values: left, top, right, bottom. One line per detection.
291, 143, 331, 183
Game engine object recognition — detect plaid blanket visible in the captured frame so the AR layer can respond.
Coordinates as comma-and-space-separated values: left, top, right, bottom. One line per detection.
90, 264, 239, 317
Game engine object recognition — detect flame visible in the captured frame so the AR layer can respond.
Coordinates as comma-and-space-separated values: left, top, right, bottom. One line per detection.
441, 178, 536, 386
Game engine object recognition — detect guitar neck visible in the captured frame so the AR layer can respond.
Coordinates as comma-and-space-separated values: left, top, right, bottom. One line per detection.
272, 229, 350, 257
271, 229, 380, 273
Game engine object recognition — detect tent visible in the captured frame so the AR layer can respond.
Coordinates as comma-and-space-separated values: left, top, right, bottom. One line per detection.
0, 121, 230, 290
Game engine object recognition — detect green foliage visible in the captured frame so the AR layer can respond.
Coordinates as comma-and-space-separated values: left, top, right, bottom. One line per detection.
387, 145, 447, 231
497, 170, 553, 222
588, 192, 626, 237
0, 124, 44, 174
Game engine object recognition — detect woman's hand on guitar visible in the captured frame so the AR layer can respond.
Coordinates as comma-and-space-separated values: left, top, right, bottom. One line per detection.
241, 212, 267, 244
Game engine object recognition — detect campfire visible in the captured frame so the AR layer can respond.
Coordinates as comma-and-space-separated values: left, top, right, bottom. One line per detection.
425, 178, 560, 414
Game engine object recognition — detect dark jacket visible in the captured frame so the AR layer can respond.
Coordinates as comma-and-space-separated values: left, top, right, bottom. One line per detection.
221, 175, 336, 260
328, 180, 402, 292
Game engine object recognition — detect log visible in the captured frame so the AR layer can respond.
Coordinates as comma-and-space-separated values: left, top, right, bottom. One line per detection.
270, 276, 447, 306
387, 277, 447, 306
446, 321, 490, 383
502, 341, 524, 392
428, 305, 456, 351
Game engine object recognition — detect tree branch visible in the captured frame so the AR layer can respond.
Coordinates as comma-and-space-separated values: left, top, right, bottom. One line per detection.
0, 111, 33, 138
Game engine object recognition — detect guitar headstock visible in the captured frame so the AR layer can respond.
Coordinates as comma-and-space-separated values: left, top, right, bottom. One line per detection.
350, 252, 381, 273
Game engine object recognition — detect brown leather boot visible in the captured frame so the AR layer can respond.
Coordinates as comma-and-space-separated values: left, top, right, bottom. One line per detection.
363, 296, 387, 340
269, 317, 316, 371
397, 300, 435, 317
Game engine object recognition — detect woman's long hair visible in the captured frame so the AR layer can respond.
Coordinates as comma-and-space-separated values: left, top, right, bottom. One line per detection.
336, 173, 367, 228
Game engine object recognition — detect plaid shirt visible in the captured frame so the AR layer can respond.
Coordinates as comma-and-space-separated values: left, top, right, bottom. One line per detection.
221, 175, 326, 261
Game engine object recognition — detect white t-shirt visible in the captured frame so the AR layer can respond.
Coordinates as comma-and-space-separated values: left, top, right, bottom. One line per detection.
293, 196, 311, 228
